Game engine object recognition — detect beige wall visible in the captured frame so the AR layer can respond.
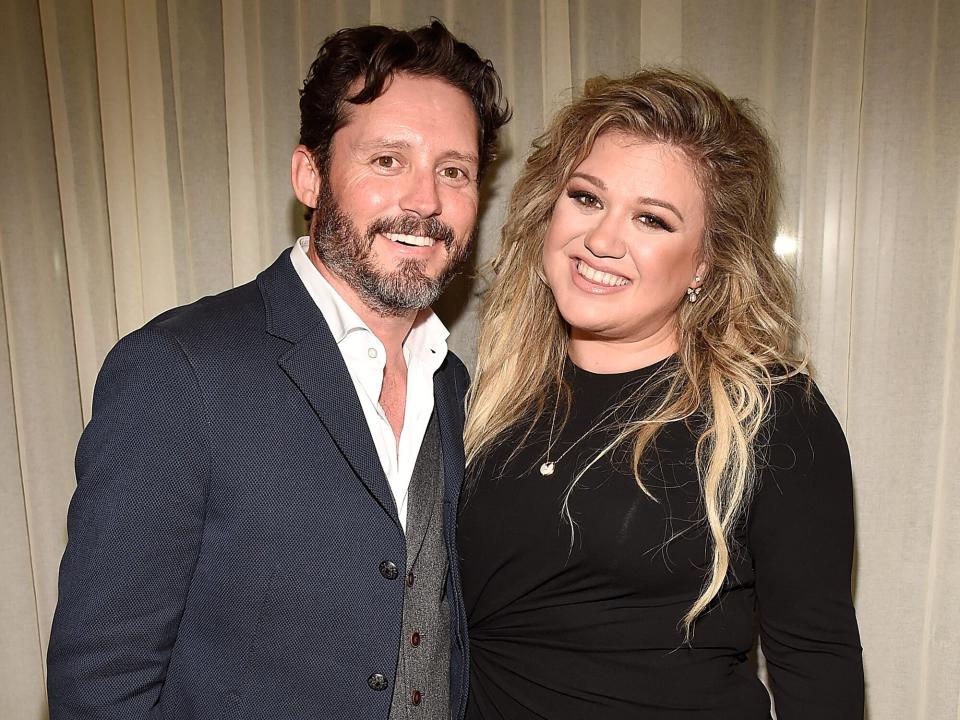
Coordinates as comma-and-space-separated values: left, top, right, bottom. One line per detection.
1, 1, 958, 717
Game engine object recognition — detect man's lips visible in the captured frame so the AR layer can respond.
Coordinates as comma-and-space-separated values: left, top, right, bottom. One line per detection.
383, 232, 437, 248
368, 214, 455, 249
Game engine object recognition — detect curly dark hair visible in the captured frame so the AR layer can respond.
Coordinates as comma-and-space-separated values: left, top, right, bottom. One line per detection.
299, 19, 510, 191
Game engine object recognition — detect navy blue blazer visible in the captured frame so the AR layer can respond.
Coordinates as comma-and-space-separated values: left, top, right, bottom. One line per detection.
47, 249, 471, 720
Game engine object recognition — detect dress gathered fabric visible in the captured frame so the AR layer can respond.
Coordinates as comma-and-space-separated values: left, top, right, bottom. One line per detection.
458, 357, 863, 719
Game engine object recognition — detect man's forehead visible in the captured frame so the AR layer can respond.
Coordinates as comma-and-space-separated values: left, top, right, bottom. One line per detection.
334, 75, 480, 155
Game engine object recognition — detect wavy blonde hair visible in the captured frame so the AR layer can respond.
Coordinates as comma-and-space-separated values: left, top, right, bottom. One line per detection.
464, 69, 807, 636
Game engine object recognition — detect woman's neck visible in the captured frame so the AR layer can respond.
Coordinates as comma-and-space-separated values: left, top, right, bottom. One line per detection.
567, 324, 678, 374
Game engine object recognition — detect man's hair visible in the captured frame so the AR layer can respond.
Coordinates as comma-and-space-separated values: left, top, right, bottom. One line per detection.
299, 19, 510, 183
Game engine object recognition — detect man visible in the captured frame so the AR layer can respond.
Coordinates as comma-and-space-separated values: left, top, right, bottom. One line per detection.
47, 20, 509, 720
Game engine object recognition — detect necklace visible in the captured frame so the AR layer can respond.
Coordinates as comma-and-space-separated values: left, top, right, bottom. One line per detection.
538, 380, 627, 476
538, 356, 671, 476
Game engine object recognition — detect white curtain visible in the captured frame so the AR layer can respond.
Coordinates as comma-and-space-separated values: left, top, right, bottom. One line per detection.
1, 1, 957, 717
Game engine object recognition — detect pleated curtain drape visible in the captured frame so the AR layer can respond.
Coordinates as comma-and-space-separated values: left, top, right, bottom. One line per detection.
1, 1, 957, 718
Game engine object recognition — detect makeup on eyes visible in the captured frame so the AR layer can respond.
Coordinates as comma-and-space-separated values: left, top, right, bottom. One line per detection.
637, 213, 674, 232
565, 186, 676, 232
567, 188, 601, 208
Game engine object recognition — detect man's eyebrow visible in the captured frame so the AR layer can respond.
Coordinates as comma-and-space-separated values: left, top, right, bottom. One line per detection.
442, 150, 480, 166
355, 139, 412, 153
569, 171, 685, 221
354, 139, 479, 166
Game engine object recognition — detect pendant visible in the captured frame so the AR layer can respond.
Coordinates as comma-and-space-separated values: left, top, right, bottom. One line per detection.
539, 461, 555, 476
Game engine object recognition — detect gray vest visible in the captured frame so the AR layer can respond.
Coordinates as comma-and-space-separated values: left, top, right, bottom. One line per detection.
389, 413, 450, 719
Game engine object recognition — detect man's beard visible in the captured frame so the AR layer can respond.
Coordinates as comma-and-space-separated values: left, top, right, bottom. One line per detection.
311, 180, 473, 317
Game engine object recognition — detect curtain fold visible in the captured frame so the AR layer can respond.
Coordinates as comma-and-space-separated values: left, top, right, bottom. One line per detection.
795, 0, 866, 418
0, 1, 85, 707
1, 1, 956, 717
849, 1, 960, 715
0, 270, 47, 720
38, 0, 117, 421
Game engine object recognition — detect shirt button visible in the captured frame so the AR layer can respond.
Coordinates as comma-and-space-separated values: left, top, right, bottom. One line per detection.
406, 571, 415, 587
368, 347, 378, 358
410, 632, 421, 647
411, 689, 422, 705
379, 561, 398, 580
368, 673, 388, 691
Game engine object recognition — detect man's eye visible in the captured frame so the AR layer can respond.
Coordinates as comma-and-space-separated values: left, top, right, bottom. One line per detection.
441, 167, 467, 180
375, 156, 398, 168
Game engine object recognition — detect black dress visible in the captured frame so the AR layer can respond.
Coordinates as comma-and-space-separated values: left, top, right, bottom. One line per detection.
458, 358, 863, 719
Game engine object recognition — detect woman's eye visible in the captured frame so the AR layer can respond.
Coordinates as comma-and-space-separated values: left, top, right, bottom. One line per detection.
375, 156, 398, 169
568, 191, 601, 209
638, 213, 673, 231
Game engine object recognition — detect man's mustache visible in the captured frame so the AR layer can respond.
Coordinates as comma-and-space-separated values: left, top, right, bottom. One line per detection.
367, 215, 457, 248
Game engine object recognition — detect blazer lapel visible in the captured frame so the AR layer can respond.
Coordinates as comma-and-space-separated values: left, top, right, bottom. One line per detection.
433, 366, 466, 511
279, 327, 400, 526
259, 250, 400, 529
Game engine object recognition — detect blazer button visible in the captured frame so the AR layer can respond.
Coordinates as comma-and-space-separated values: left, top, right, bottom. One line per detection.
411, 689, 422, 705
368, 673, 389, 691
410, 631, 421, 647
379, 561, 398, 580
406, 571, 415, 587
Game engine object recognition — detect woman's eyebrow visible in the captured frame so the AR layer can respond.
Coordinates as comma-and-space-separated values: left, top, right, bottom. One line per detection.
570, 171, 607, 190
569, 172, 684, 221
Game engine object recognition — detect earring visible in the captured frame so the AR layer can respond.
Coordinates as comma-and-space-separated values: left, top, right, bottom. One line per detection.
687, 275, 702, 303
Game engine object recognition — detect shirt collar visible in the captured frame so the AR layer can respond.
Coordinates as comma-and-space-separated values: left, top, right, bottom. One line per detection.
289, 236, 450, 363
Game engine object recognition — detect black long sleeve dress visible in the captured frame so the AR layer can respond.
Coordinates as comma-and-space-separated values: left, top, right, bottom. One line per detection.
458, 357, 863, 719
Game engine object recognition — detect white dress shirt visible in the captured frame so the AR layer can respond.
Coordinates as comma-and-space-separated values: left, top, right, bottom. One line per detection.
290, 236, 449, 531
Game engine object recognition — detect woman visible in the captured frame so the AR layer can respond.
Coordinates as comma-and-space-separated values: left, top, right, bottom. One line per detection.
459, 69, 864, 718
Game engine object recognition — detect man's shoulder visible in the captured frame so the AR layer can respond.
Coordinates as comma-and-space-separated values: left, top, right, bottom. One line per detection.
138, 248, 300, 345
143, 279, 264, 347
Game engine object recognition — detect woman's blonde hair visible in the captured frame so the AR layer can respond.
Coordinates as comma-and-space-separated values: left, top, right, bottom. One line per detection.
464, 68, 807, 636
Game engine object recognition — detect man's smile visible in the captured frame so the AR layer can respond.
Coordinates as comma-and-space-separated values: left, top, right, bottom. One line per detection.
384, 232, 438, 247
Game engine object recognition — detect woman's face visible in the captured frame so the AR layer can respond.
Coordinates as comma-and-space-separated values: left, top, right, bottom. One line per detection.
541, 132, 707, 353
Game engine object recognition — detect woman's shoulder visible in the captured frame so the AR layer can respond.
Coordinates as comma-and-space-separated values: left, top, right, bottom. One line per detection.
766, 370, 840, 434
758, 369, 851, 490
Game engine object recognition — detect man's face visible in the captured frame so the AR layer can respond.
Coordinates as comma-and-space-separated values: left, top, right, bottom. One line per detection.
310, 73, 481, 316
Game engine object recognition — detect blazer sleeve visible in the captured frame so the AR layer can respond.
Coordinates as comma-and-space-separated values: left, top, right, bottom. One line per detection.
47, 325, 211, 719
749, 379, 864, 719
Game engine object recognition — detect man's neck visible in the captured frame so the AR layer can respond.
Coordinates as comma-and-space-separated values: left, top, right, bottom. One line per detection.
306, 244, 416, 354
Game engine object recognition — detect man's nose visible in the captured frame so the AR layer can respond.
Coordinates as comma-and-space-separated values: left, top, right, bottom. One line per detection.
398, 168, 442, 218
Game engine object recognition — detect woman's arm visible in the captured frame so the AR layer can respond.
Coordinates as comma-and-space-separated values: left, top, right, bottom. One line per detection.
749, 378, 864, 719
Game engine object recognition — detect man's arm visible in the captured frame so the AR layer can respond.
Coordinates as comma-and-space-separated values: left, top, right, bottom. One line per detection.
48, 325, 210, 719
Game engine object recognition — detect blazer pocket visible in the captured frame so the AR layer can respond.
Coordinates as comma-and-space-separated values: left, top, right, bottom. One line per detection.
227, 564, 280, 703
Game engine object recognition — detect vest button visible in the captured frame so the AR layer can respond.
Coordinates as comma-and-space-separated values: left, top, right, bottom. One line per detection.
410, 631, 421, 647
411, 689, 422, 705
368, 673, 389, 691
379, 561, 398, 580
406, 571, 415, 587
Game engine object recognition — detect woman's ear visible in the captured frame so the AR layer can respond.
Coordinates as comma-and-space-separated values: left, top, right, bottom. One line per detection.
693, 260, 707, 287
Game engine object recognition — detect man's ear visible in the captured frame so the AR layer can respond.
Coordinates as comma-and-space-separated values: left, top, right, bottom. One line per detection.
291, 145, 320, 208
